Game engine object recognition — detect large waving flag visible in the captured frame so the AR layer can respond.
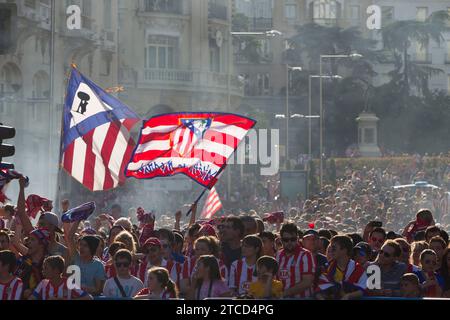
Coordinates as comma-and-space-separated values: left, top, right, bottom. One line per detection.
200, 187, 222, 219
125, 112, 256, 188
62, 66, 140, 191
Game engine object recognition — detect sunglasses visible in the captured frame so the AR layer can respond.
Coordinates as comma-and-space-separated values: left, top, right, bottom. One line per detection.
115, 262, 130, 268
281, 237, 297, 243
423, 260, 436, 265
148, 247, 160, 253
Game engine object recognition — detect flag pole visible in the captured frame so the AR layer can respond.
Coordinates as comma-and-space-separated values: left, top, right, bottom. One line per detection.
185, 165, 226, 217
54, 64, 76, 214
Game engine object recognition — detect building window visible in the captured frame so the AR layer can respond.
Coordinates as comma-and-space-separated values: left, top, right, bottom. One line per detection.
257, 73, 270, 95
416, 7, 428, 22
104, 0, 112, 30
446, 41, 450, 62
101, 52, 112, 76
350, 5, 360, 26
210, 46, 221, 73
285, 3, 297, 19
382, 6, 394, 27
415, 41, 429, 62
448, 75, 450, 93
448, 8, 450, 27
145, 35, 177, 69
311, 0, 340, 26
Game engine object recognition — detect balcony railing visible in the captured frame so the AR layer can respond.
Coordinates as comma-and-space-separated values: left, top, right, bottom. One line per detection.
120, 68, 243, 95
312, 18, 338, 27
208, 1, 227, 20
234, 52, 274, 64
410, 52, 432, 64
141, 0, 182, 15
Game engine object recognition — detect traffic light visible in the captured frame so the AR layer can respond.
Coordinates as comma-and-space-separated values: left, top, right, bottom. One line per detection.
0, 3, 17, 55
0, 123, 15, 169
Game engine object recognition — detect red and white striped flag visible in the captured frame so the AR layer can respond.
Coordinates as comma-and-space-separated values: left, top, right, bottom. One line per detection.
201, 187, 222, 219
125, 113, 256, 188
61, 67, 140, 191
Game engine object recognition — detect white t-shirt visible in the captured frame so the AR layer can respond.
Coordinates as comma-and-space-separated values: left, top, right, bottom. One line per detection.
103, 275, 144, 298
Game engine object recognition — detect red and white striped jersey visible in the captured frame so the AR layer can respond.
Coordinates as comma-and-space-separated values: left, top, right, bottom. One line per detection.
276, 246, 316, 298
229, 258, 257, 295
0, 277, 23, 300
137, 258, 182, 287
32, 278, 88, 300
181, 256, 228, 281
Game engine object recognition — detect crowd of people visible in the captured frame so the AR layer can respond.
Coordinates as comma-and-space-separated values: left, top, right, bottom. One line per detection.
0, 159, 450, 300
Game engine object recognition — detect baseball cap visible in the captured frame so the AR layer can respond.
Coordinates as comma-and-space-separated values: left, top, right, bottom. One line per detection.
39, 212, 63, 233
143, 237, 162, 248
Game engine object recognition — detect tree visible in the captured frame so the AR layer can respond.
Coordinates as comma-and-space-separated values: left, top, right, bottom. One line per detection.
381, 11, 449, 98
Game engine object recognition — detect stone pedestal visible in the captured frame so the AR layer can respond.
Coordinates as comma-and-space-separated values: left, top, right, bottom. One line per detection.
356, 112, 381, 157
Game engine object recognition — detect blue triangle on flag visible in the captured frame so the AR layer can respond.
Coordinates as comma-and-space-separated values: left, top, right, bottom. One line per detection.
181, 118, 212, 140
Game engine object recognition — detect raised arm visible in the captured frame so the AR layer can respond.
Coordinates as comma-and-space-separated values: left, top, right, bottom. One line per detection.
64, 219, 81, 263
16, 177, 34, 234
188, 203, 198, 228
174, 210, 182, 231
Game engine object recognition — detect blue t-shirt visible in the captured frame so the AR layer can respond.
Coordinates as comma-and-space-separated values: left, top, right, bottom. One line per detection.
72, 253, 106, 290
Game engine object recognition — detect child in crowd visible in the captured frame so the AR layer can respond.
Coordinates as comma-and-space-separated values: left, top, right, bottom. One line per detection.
0, 250, 23, 300
134, 267, 178, 299
103, 249, 143, 298
400, 273, 422, 298
29, 255, 91, 300
248, 256, 283, 299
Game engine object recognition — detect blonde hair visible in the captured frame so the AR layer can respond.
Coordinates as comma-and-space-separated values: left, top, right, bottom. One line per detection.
114, 217, 133, 231
114, 230, 137, 253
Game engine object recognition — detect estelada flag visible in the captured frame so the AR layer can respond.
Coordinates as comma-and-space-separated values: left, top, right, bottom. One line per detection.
125, 112, 256, 188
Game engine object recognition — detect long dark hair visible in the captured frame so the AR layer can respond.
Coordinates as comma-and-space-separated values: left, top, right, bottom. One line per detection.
440, 248, 450, 291
194, 255, 222, 295
148, 267, 178, 298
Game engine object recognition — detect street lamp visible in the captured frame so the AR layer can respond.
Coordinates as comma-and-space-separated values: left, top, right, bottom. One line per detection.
230, 29, 283, 37
319, 53, 362, 188
285, 65, 302, 167
227, 26, 283, 195
308, 75, 342, 164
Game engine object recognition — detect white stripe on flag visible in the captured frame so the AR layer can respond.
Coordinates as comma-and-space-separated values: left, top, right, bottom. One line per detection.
136, 140, 171, 153
194, 140, 235, 158
92, 124, 109, 190
141, 125, 179, 135
178, 129, 192, 155
71, 137, 87, 184
108, 124, 130, 186
210, 122, 249, 140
